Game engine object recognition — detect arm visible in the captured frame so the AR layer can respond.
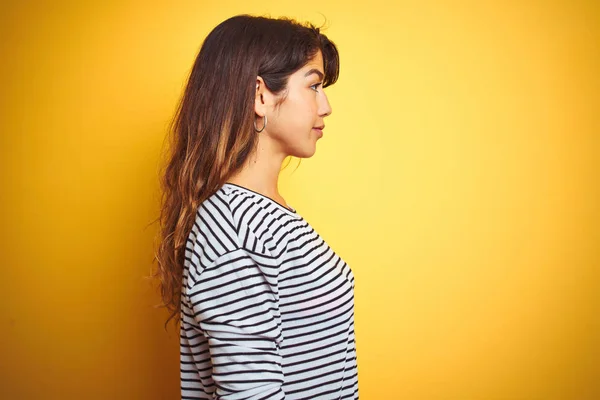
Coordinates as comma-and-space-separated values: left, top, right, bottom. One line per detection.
187, 248, 285, 399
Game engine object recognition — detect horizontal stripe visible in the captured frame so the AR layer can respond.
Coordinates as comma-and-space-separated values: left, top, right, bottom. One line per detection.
180, 183, 359, 399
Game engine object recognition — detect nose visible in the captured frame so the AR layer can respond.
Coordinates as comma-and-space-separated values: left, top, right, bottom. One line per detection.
319, 91, 332, 117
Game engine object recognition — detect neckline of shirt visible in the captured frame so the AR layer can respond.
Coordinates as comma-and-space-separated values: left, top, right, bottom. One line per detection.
222, 183, 302, 218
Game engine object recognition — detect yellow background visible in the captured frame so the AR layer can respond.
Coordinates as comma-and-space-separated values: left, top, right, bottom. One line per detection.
1, 0, 598, 399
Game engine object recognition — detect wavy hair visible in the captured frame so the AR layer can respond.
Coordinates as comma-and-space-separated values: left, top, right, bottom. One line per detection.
153, 14, 340, 327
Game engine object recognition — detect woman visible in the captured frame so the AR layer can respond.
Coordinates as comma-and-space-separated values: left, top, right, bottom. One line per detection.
155, 14, 359, 399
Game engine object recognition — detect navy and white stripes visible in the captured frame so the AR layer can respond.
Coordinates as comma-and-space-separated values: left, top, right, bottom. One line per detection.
180, 183, 359, 399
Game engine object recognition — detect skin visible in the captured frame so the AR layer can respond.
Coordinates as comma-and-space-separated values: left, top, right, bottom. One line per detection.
226, 50, 332, 209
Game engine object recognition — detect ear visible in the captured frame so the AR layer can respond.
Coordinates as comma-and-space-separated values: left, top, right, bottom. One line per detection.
254, 76, 272, 117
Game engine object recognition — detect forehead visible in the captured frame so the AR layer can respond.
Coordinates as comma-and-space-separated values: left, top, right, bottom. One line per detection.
283, 50, 324, 87
291, 50, 324, 82
302, 50, 324, 72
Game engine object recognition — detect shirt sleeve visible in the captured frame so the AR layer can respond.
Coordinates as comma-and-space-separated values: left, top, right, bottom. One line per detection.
186, 247, 285, 400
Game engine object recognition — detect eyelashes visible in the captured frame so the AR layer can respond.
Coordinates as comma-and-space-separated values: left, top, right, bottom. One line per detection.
310, 82, 323, 92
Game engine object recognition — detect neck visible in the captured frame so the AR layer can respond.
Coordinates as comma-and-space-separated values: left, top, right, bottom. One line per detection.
226, 136, 287, 199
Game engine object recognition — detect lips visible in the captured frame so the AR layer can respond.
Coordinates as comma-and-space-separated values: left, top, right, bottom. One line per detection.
313, 126, 324, 138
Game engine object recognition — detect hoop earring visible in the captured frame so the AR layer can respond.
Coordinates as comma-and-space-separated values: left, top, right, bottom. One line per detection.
254, 115, 267, 133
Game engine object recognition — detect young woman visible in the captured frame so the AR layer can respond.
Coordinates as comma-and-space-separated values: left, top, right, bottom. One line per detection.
155, 14, 358, 399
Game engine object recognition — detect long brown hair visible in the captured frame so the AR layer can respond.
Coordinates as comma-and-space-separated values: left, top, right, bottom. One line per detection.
153, 14, 340, 328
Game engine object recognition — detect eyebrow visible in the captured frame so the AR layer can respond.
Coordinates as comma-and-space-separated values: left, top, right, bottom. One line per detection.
304, 68, 324, 80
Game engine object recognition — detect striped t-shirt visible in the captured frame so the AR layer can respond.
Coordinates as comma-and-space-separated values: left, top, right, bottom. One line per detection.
180, 182, 359, 399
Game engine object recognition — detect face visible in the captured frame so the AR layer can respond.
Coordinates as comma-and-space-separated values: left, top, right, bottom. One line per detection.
255, 50, 332, 158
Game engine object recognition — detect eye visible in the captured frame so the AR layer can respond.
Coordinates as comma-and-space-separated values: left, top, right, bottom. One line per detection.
310, 82, 323, 92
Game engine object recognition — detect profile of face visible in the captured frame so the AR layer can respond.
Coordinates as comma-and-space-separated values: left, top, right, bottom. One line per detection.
254, 50, 332, 158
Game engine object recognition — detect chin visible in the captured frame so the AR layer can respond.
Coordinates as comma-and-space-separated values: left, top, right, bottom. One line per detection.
299, 144, 318, 158
287, 141, 317, 158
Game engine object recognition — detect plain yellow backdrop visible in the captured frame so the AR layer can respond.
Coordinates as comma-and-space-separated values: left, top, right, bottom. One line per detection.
1, 0, 598, 399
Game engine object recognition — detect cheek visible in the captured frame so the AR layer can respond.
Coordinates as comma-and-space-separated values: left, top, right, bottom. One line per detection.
294, 94, 318, 123
280, 98, 314, 128
270, 92, 318, 137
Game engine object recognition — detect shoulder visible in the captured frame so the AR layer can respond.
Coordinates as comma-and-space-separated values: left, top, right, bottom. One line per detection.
191, 184, 274, 256
185, 185, 279, 282
197, 184, 262, 233
200, 183, 302, 235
